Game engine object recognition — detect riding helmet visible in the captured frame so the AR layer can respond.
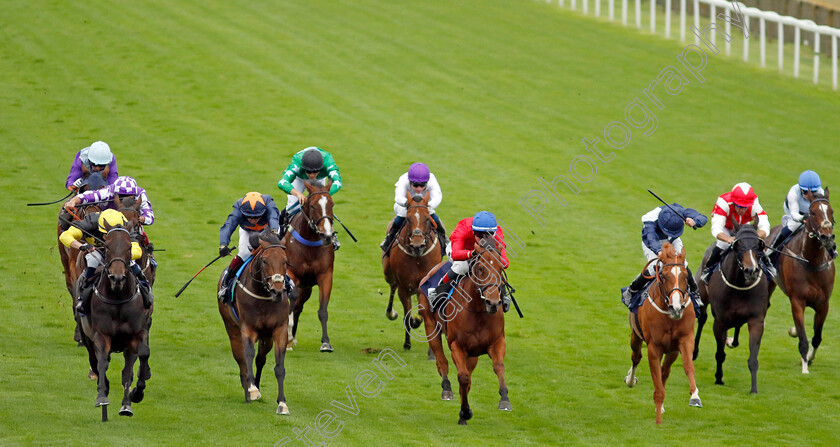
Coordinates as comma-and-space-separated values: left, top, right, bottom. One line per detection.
730, 182, 757, 208
658, 207, 684, 238
301, 148, 324, 172
240, 192, 267, 217
88, 141, 114, 165
98, 209, 127, 233
472, 211, 497, 233
408, 163, 430, 183
798, 170, 821, 192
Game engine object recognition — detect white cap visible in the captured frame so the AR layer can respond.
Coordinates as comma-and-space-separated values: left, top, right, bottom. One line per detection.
88, 141, 113, 165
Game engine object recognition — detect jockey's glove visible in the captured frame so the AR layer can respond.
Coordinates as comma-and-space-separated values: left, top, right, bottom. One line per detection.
219, 245, 231, 257
78, 243, 94, 253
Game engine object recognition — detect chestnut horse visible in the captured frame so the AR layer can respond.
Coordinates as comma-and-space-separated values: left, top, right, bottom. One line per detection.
418, 233, 510, 425
625, 243, 700, 425
765, 189, 835, 374
382, 190, 442, 350
694, 222, 770, 393
282, 179, 337, 352
218, 231, 292, 414
77, 222, 151, 420
115, 195, 156, 285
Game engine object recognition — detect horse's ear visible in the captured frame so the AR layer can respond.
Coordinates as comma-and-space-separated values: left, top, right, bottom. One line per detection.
325, 178, 333, 191
114, 194, 123, 209
825, 187, 830, 199
421, 189, 430, 204
731, 215, 741, 231
304, 181, 316, 194
133, 199, 142, 211
102, 220, 112, 232
405, 190, 412, 203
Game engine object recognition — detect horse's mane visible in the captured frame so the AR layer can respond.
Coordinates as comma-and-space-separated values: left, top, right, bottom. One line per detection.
305, 178, 327, 189
735, 225, 759, 239
658, 242, 684, 263
260, 231, 283, 245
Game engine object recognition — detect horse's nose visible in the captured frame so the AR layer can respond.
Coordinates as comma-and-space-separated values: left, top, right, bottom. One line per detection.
485, 301, 498, 314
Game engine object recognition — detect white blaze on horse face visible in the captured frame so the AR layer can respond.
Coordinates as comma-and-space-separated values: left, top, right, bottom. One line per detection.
669, 266, 683, 310
819, 204, 831, 229
318, 196, 332, 236
747, 250, 757, 270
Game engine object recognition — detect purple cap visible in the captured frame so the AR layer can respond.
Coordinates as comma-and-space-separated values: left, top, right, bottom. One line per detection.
408, 163, 430, 183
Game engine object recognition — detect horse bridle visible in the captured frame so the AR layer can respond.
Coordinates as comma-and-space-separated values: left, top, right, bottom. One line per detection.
399, 203, 437, 255
244, 244, 288, 300
467, 248, 505, 304
805, 198, 835, 253
652, 261, 689, 310
300, 190, 334, 238
104, 227, 132, 273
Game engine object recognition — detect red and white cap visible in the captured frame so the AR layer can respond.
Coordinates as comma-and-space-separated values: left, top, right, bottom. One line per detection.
730, 182, 756, 207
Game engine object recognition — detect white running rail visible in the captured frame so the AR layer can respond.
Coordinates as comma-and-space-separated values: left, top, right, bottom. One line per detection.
545, 0, 840, 90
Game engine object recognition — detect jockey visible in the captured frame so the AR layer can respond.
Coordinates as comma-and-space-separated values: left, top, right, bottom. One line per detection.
380, 162, 448, 252
621, 203, 707, 308
218, 192, 282, 299
428, 211, 510, 308
277, 147, 342, 250
700, 182, 775, 282
59, 209, 152, 313
64, 176, 155, 249
769, 170, 837, 259
65, 141, 119, 191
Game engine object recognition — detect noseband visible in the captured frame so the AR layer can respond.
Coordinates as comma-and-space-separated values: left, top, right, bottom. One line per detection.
648, 261, 689, 313
105, 227, 132, 272
301, 190, 334, 237
240, 244, 287, 301
806, 198, 835, 251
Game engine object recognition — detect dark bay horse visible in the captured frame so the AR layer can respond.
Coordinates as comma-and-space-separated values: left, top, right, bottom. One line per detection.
282, 179, 337, 352
418, 233, 510, 425
695, 222, 770, 393
217, 231, 292, 414
77, 221, 151, 420
382, 190, 442, 350
625, 243, 700, 424
765, 189, 835, 374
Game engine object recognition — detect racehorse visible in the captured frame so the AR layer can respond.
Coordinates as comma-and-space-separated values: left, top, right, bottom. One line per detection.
624, 243, 700, 425
418, 233, 511, 425
282, 179, 337, 352
694, 221, 770, 393
382, 190, 442, 350
765, 189, 835, 374
77, 221, 151, 420
217, 231, 292, 415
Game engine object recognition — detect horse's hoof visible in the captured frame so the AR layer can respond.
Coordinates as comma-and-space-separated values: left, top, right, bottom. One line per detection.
441, 390, 454, 401
624, 375, 637, 388
129, 388, 145, 403
248, 385, 262, 401
88, 369, 98, 381
289, 338, 297, 347
715, 379, 724, 385
276, 402, 290, 415
403, 343, 411, 351
386, 310, 398, 320
725, 337, 736, 348
320, 343, 334, 352
286, 345, 294, 351
409, 316, 422, 329
498, 400, 512, 411
802, 359, 810, 374
119, 405, 134, 417
95, 397, 110, 407
807, 346, 816, 364
76, 340, 85, 348
689, 398, 702, 408
788, 327, 798, 337
458, 418, 467, 425
459, 408, 473, 421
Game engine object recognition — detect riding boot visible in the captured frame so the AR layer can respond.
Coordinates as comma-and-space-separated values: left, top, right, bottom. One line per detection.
685, 267, 703, 314
622, 271, 648, 308
75, 267, 98, 315
332, 233, 341, 251
431, 214, 449, 250
700, 246, 724, 283
768, 226, 793, 263
132, 264, 154, 309
501, 288, 511, 312
284, 274, 297, 301
380, 223, 401, 252
429, 273, 462, 306
278, 208, 288, 235
759, 251, 778, 279
218, 256, 245, 301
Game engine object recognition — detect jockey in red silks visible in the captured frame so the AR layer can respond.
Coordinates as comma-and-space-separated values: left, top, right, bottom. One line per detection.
428, 211, 510, 308
700, 182, 775, 282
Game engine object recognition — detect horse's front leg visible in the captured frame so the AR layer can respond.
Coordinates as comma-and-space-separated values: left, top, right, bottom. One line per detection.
254, 338, 271, 388
119, 345, 138, 416
790, 297, 811, 373
679, 337, 702, 408
317, 272, 334, 352
488, 337, 511, 411
130, 330, 150, 403
712, 318, 727, 385
273, 324, 290, 415
93, 334, 112, 408
450, 343, 473, 425
693, 304, 707, 360
646, 345, 665, 424
809, 302, 829, 366
385, 283, 398, 320
241, 328, 260, 402
747, 317, 765, 394
397, 285, 414, 351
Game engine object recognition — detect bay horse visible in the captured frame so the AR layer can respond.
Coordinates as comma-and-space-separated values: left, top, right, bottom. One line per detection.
765, 189, 834, 374
282, 179, 337, 352
77, 221, 151, 420
382, 190, 442, 350
624, 243, 700, 425
694, 221, 770, 393
217, 231, 292, 414
418, 233, 510, 425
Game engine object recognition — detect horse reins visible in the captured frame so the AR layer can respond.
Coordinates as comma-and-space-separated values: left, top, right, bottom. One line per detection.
397, 203, 438, 257
646, 261, 689, 315
300, 190, 335, 237
96, 227, 140, 305
720, 235, 764, 290
237, 244, 288, 301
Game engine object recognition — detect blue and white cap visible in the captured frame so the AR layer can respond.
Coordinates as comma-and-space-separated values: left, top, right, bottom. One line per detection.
798, 170, 821, 192
472, 211, 497, 232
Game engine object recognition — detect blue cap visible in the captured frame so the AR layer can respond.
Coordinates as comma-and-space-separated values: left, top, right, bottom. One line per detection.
798, 170, 821, 192
472, 211, 497, 232
658, 206, 684, 238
